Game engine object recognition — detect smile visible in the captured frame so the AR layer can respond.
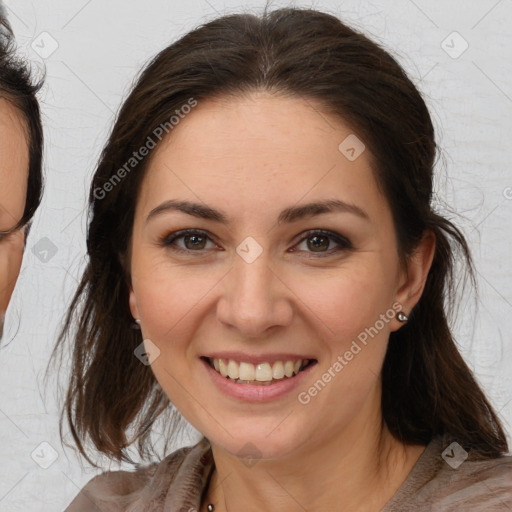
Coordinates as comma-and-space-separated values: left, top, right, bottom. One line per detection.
204, 357, 315, 385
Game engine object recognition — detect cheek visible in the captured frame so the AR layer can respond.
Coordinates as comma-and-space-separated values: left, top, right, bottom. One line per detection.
296, 261, 395, 340
131, 267, 207, 406
132, 259, 222, 354
0, 233, 25, 311
293, 261, 396, 401
135, 277, 198, 337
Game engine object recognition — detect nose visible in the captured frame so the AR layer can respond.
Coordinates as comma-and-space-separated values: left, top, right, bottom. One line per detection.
216, 246, 293, 338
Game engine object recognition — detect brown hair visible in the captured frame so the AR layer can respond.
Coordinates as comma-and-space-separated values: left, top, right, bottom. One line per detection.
52, 6, 508, 465
0, 8, 44, 238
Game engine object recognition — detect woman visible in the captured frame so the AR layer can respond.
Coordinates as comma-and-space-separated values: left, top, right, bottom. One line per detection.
58, 7, 512, 511
0, 4, 44, 340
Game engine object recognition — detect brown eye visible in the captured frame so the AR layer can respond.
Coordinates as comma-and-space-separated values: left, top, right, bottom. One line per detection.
182, 233, 207, 250
161, 229, 218, 253
291, 229, 353, 257
306, 234, 330, 252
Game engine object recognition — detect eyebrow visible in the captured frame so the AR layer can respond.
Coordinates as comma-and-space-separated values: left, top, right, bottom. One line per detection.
145, 198, 370, 226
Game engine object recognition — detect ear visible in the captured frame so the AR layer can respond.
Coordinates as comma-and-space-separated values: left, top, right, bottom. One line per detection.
119, 249, 139, 320
129, 286, 139, 321
391, 229, 436, 331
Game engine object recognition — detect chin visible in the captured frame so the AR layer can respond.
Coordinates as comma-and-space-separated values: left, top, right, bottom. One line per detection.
206, 422, 308, 462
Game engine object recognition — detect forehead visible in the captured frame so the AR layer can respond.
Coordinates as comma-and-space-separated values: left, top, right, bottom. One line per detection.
137, 92, 389, 226
0, 98, 29, 230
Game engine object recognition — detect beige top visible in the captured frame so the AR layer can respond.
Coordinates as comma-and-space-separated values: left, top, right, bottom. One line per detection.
65, 433, 512, 511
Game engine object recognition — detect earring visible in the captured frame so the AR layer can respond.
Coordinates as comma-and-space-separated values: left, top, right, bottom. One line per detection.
131, 318, 141, 329
397, 311, 408, 323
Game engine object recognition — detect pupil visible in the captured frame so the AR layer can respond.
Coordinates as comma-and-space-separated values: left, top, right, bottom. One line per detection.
308, 235, 328, 251
186, 234, 205, 250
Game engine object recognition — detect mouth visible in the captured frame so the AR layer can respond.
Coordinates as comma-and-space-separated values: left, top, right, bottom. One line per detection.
201, 356, 317, 386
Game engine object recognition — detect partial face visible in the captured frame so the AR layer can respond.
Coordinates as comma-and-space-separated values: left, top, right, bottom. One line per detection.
129, 92, 409, 459
0, 98, 29, 338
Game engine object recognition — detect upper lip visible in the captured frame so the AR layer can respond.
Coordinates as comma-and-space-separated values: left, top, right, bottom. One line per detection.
202, 352, 317, 365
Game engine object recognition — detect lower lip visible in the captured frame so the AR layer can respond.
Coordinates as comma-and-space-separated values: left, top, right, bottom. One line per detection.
200, 358, 317, 403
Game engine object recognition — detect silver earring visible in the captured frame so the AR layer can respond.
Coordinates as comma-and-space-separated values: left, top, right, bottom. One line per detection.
135, 319, 141, 324
397, 311, 408, 323
131, 318, 141, 329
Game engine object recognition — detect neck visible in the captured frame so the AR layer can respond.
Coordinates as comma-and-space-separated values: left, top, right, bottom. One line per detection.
205, 409, 425, 512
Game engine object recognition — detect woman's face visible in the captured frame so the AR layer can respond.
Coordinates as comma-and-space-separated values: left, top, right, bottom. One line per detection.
129, 92, 428, 459
0, 98, 28, 337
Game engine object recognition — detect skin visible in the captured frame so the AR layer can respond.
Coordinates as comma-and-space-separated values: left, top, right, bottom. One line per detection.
128, 91, 436, 511
0, 98, 28, 338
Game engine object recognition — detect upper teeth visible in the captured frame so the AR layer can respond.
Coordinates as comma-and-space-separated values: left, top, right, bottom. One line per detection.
211, 358, 308, 381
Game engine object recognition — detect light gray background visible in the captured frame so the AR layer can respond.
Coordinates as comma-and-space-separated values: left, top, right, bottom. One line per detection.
1, 0, 511, 510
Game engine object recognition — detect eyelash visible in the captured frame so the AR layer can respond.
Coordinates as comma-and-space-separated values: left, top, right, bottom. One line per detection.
159, 228, 353, 258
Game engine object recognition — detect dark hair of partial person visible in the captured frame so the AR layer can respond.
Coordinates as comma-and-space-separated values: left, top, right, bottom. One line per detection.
0, 10, 44, 239
50, 6, 509, 466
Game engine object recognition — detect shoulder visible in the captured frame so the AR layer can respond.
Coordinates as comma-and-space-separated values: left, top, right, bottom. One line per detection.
411, 436, 512, 512
387, 434, 512, 511
64, 440, 207, 512
433, 454, 512, 510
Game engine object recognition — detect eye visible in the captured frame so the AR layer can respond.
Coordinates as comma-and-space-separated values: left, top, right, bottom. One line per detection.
290, 229, 353, 257
160, 228, 352, 258
160, 229, 219, 254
